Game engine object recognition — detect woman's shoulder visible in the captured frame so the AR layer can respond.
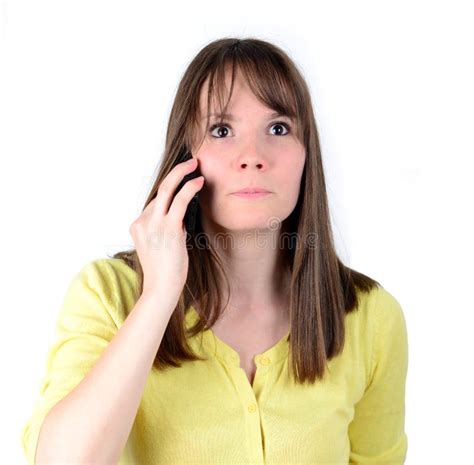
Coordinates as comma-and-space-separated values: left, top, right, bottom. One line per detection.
93, 256, 139, 290
345, 282, 408, 362
368, 284, 408, 348
68, 256, 140, 324
348, 283, 406, 326
344, 283, 407, 347
338, 283, 408, 385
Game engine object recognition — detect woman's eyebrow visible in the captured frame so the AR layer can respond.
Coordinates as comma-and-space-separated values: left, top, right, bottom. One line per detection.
201, 112, 293, 121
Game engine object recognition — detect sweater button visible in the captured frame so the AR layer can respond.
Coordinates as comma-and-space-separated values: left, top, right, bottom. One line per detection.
260, 356, 271, 365
248, 403, 257, 413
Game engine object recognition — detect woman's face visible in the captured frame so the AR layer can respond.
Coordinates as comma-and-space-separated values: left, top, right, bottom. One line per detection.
192, 70, 306, 235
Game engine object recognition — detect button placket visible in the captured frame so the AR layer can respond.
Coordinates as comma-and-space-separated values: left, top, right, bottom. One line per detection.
185, 304, 287, 464
223, 364, 264, 464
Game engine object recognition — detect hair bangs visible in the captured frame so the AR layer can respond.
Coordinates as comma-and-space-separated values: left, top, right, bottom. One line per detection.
196, 49, 302, 147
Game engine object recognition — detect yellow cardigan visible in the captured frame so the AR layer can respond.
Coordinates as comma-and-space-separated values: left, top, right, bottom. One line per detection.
20, 258, 409, 464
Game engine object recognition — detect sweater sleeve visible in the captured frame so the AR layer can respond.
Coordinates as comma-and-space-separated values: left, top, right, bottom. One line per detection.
19, 259, 119, 465
348, 287, 409, 465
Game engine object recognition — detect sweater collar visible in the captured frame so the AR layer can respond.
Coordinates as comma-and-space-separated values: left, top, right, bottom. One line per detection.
185, 304, 289, 367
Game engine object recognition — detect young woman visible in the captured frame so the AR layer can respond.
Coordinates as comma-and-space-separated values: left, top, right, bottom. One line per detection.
21, 37, 409, 465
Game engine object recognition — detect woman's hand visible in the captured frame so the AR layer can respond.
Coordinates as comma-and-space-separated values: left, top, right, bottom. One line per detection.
129, 157, 204, 307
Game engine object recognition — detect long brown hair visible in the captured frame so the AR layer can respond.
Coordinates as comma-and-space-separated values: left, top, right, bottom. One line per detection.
110, 37, 380, 385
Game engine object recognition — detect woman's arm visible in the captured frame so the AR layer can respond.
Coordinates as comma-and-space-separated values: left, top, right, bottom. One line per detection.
28, 261, 176, 465
35, 292, 173, 465
348, 288, 409, 464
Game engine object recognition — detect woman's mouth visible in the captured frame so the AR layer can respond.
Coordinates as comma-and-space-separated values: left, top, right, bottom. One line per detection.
231, 192, 272, 199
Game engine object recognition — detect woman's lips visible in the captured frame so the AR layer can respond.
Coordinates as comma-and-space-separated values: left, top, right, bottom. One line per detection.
231, 192, 272, 199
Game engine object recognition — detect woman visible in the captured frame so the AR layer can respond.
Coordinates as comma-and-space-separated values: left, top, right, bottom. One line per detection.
21, 37, 409, 465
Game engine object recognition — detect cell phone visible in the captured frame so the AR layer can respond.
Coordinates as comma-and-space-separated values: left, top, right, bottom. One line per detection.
172, 146, 201, 234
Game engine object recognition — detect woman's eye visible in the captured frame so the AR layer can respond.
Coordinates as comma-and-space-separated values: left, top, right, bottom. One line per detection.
209, 124, 231, 138
209, 121, 291, 138
270, 122, 291, 136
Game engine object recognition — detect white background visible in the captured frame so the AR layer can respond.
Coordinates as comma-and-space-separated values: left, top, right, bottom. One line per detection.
1, 1, 473, 463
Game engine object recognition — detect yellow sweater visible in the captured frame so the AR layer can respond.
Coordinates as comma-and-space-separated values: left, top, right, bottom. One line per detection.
20, 258, 409, 465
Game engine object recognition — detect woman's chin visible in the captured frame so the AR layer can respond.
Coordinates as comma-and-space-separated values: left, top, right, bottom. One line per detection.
213, 216, 283, 233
